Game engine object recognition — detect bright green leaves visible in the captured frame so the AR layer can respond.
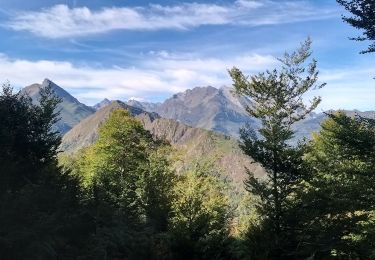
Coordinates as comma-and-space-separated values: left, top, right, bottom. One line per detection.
170, 169, 233, 259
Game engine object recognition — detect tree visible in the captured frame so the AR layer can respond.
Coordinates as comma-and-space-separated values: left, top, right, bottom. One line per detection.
296, 112, 375, 258
71, 108, 176, 258
229, 38, 325, 258
142, 146, 176, 233
170, 169, 232, 260
0, 82, 61, 193
337, 0, 375, 53
0, 83, 86, 259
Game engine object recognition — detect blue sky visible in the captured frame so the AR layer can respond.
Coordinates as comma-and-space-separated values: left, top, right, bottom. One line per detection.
0, 0, 373, 110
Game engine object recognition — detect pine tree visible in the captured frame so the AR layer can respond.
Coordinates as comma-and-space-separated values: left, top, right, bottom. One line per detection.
229, 38, 325, 259
337, 0, 375, 53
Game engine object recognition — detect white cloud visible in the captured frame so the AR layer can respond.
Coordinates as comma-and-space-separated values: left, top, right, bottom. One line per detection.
235, 0, 264, 9
6, 1, 338, 38
0, 52, 373, 110
0, 52, 276, 104
316, 67, 375, 111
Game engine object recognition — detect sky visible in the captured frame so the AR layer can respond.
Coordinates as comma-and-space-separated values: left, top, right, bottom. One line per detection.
0, 0, 373, 111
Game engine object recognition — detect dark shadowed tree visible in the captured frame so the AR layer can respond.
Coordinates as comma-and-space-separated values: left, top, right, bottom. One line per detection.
0, 82, 61, 192
0, 82, 86, 259
337, 0, 375, 53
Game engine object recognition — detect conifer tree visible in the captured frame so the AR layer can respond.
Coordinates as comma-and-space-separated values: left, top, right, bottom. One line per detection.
229, 38, 325, 258
337, 0, 375, 53
297, 112, 375, 258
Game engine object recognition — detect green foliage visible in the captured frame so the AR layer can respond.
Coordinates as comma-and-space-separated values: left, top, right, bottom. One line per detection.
0, 83, 86, 259
295, 111, 375, 258
0, 82, 61, 192
70, 108, 177, 258
65, 109, 241, 259
142, 146, 176, 233
337, 0, 375, 53
12, 73, 375, 259
84, 109, 155, 219
170, 169, 233, 260
229, 38, 325, 258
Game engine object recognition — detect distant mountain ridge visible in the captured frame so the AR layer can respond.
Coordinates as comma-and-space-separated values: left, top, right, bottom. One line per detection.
124, 86, 257, 138
126, 99, 161, 112
61, 101, 264, 185
21, 81, 375, 141
19, 81, 374, 187
61, 100, 159, 153
122, 86, 375, 141
93, 98, 111, 110
22, 79, 95, 134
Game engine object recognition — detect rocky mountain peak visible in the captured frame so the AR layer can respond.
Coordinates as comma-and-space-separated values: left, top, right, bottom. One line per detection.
22, 79, 95, 134
93, 98, 111, 110
145, 86, 254, 137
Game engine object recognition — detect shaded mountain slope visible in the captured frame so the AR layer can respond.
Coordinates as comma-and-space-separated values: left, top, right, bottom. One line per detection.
22, 79, 95, 134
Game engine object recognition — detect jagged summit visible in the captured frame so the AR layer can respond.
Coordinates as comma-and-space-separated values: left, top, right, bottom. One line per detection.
144, 85, 256, 138
93, 98, 111, 110
41, 78, 83, 104
125, 99, 161, 112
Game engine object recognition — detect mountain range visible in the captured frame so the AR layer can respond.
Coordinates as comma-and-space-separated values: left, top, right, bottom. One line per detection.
22, 79, 375, 186
24, 79, 375, 142
121, 86, 375, 141
62, 100, 263, 185
123, 86, 256, 138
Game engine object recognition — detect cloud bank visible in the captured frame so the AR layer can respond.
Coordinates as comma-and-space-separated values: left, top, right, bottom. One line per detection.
7, 1, 338, 38
0, 52, 276, 103
0, 51, 373, 110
